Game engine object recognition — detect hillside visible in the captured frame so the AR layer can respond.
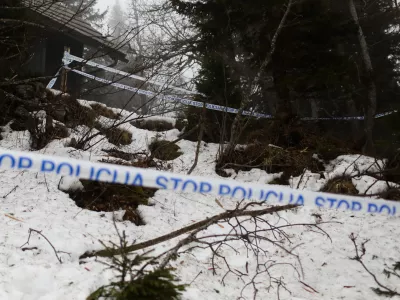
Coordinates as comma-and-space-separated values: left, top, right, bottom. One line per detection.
0, 93, 399, 300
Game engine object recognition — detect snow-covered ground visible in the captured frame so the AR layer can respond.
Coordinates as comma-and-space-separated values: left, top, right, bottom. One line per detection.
0, 100, 399, 300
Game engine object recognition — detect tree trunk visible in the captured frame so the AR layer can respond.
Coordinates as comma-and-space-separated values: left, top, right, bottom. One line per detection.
310, 92, 319, 119
188, 104, 206, 174
346, 95, 361, 140
349, 0, 377, 155
220, 0, 293, 160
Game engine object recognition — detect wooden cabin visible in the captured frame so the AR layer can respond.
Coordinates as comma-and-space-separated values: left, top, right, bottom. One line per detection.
14, 0, 128, 96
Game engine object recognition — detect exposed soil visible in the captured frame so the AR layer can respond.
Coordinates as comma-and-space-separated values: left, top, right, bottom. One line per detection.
321, 177, 359, 195
68, 180, 157, 226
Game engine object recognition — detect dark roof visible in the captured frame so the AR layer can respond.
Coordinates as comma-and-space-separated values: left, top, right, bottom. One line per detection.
22, 0, 128, 62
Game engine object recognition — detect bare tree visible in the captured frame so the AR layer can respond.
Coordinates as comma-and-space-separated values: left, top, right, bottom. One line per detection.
220, 0, 294, 162
348, 0, 377, 155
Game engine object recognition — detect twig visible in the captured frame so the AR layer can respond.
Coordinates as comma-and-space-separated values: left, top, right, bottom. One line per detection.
2, 185, 18, 198
189, 271, 203, 284
21, 228, 62, 264
349, 233, 400, 297
296, 169, 307, 189
4, 213, 24, 222
299, 281, 319, 293
21, 247, 38, 251
43, 174, 50, 192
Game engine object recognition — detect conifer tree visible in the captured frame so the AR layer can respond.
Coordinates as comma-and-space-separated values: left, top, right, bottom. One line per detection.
170, 0, 400, 150
64, 0, 107, 28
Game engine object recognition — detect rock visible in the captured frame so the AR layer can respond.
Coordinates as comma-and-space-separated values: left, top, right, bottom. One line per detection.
14, 106, 30, 119
15, 85, 35, 99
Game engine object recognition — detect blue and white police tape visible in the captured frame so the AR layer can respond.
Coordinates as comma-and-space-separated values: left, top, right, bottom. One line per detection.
63, 52, 398, 121
64, 52, 201, 96
46, 67, 63, 89
0, 148, 399, 216
46, 54, 75, 89
66, 67, 273, 119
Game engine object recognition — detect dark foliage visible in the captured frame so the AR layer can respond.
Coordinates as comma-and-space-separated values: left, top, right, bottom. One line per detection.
171, 0, 400, 149
149, 140, 182, 161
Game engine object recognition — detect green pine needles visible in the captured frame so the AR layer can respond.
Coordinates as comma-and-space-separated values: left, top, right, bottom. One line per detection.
87, 268, 186, 300
86, 229, 186, 300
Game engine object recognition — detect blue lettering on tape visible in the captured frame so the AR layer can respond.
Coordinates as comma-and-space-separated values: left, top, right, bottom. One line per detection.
41, 160, 55, 172
0, 154, 16, 168
156, 175, 205, 191
219, 185, 231, 196
75, 165, 81, 177
368, 203, 378, 213
56, 162, 74, 176
337, 200, 350, 210
260, 190, 278, 202
17, 157, 32, 169
182, 180, 197, 193
130, 173, 143, 186
294, 194, 304, 205
351, 201, 362, 211
327, 197, 337, 208
231, 186, 248, 199
379, 205, 391, 214
315, 195, 396, 215
171, 178, 183, 190
93, 168, 112, 181
124, 171, 130, 185
315, 197, 325, 207
156, 176, 168, 189
199, 182, 212, 193
90, 167, 95, 180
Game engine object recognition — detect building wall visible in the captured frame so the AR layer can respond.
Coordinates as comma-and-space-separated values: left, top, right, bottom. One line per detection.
45, 34, 84, 97
20, 37, 47, 77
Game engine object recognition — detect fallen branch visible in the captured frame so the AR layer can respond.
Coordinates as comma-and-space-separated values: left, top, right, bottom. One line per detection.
80, 204, 298, 259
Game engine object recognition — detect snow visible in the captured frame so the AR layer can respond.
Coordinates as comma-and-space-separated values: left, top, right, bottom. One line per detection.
234, 168, 281, 184
325, 154, 386, 177
0, 99, 399, 300
58, 177, 84, 192
134, 115, 177, 127
76, 99, 94, 109
47, 89, 63, 96
290, 170, 325, 191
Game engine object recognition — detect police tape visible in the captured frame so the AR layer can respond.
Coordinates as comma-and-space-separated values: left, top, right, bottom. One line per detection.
46, 67, 63, 89
64, 52, 200, 96
58, 52, 399, 121
0, 148, 399, 216
66, 67, 273, 119
69, 66, 399, 121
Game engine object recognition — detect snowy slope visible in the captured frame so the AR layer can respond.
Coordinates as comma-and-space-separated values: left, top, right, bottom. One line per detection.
0, 101, 399, 300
